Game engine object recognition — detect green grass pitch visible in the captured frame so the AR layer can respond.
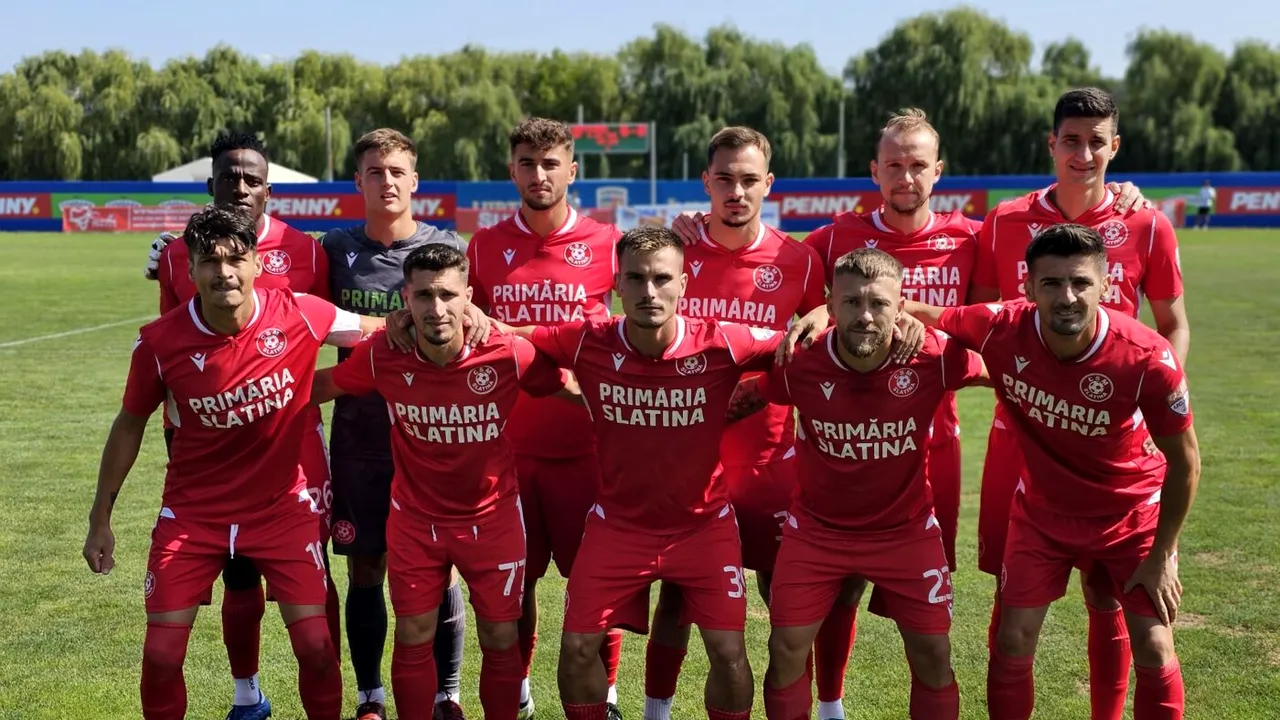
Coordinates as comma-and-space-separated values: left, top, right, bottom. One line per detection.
0, 229, 1277, 719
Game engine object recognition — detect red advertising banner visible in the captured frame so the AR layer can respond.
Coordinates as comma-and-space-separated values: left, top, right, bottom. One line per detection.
61, 205, 199, 233
770, 189, 988, 219
0, 193, 51, 217
265, 193, 456, 220
1218, 187, 1280, 214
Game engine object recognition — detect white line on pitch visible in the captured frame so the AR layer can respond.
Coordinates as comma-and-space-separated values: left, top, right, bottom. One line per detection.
0, 315, 156, 349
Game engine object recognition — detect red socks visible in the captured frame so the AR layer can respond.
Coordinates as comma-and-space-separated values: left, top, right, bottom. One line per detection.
910, 672, 959, 720
221, 586, 265, 679
644, 639, 688, 699
286, 615, 341, 720
1087, 604, 1131, 720
987, 646, 1035, 720
601, 629, 624, 688
392, 640, 437, 720
519, 629, 537, 678
815, 603, 858, 702
763, 671, 812, 720
707, 707, 751, 720
1134, 658, 1184, 720
563, 702, 608, 720
480, 644, 524, 719
141, 622, 192, 720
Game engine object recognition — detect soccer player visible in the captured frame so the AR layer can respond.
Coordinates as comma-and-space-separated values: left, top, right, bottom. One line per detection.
322, 128, 483, 720
908, 222, 1199, 719
151, 131, 336, 720
310, 243, 575, 720
739, 247, 989, 720
465, 117, 625, 719
641, 126, 825, 720
969, 88, 1190, 719
83, 206, 392, 720
499, 226, 783, 720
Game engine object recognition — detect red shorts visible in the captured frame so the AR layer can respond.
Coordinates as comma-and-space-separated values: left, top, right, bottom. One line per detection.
516, 453, 601, 580
145, 501, 327, 614
977, 411, 1027, 576
770, 508, 954, 635
387, 496, 527, 622
563, 505, 746, 635
299, 418, 333, 544
723, 454, 797, 572
1001, 495, 1165, 617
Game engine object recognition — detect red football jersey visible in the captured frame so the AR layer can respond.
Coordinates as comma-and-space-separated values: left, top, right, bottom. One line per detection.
804, 208, 982, 443
938, 301, 1194, 517
761, 328, 984, 532
972, 186, 1184, 317
529, 315, 781, 533
678, 223, 825, 466
157, 215, 330, 314
467, 207, 620, 460
331, 331, 566, 523
122, 289, 362, 522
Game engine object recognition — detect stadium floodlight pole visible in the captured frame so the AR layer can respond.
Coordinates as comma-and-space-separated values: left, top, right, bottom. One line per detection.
324, 106, 334, 181
837, 96, 846, 178
649, 121, 657, 204
577, 104, 586, 180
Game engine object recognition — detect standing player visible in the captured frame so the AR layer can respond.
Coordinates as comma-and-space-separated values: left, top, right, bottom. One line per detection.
501, 226, 782, 720
465, 117, 625, 719
641, 126, 825, 720
151, 131, 336, 720
969, 88, 1190, 720
311, 244, 576, 720
83, 206, 391, 720
908, 223, 1200, 719
743, 248, 989, 720
322, 128, 482, 720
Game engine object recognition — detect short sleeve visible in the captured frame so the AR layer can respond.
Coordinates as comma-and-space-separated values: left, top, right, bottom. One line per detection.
1137, 341, 1194, 437
939, 331, 986, 390
157, 243, 182, 314
971, 214, 999, 291
528, 321, 587, 368
309, 239, 331, 300
465, 236, 491, 311
800, 224, 835, 282
937, 302, 1005, 351
331, 336, 379, 396
757, 365, 792, 405
122, 334, 166, 417
797, 243, 828, 315
513, 336, 568, 397
1142, 213, 1184, 302
720, 322, 783, 372
295, 292, 362, 347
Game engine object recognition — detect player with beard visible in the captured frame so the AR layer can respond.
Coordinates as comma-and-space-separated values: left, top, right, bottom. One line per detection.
322, 129, 488, 720
149, 131, 335, 720
465, 117, 625, 719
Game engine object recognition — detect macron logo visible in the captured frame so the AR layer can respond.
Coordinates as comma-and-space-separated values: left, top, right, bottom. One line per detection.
345, 252, 358, 268
865, 239, 879, 249
190, 353, 206, 372
819, 381, 835, 400
1160, 349, 1178, 370
612, 352, 626, 371
503, 249, 516, 265
1014, 356, 1029, 373
402, 372, 414, 386
690, 260, 703, 277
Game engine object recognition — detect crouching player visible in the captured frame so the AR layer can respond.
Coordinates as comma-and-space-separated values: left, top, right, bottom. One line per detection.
734, 248, 988, 719
311, 243, 576, 719
910, 223, 1200, 719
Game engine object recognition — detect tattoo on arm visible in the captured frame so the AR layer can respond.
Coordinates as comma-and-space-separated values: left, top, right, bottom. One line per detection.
725, 377, 768, 424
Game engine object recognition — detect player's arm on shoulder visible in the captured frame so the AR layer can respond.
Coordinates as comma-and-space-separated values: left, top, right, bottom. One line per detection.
513, 336, 576, 399
511, 320, 586, 368
942, 332, 992, 389
778, 304, 831, 366
1145, 215, 1190, 362
318, 337, 379, 405
726, 365, 789, 424
143, 231, 180, 280
909, 300, 999, 353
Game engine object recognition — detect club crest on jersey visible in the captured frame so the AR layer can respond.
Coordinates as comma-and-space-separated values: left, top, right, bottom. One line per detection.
262, 249, 291, 275
255, 328, 287, 358
143, 570, 155, 598
753, 264, 783, 292
676, 353, 708, 376
563, 242, 593, 268
1099, 220, 1129, 249
332, 520, 356, 545
928, 234, 957, 251
889, 367, 920, 398
468, 365, 498, 395
1079, 373, 1114, 403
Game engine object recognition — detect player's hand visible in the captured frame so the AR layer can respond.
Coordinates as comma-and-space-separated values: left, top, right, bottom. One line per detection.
891, 313, 926, 364
83, 522, 116, 575
462, 304, 492, 347
384, 309, 415, 352
670, 211, 706, 246
144, 232, 179, 280
776, 312, 824, 366
1109, 181, 1154, 215
1124, 552, 1182, 626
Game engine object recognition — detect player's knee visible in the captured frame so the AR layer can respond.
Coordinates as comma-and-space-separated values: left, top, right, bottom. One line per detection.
348, 554, 386, 587
1129, 624, 1176, 668
475, 619, 518, 651
1080, 578, 1121, 611
560, 632, 604, 669
995, 619, 1038, 657
394, 613, 438, 647
288, 618, 338, 672
704, 632, 750, 677
766, 629, 809, 672
905, 635, 953, 688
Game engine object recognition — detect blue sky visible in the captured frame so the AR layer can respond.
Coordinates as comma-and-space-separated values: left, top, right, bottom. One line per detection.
4, 0, 1275, 77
